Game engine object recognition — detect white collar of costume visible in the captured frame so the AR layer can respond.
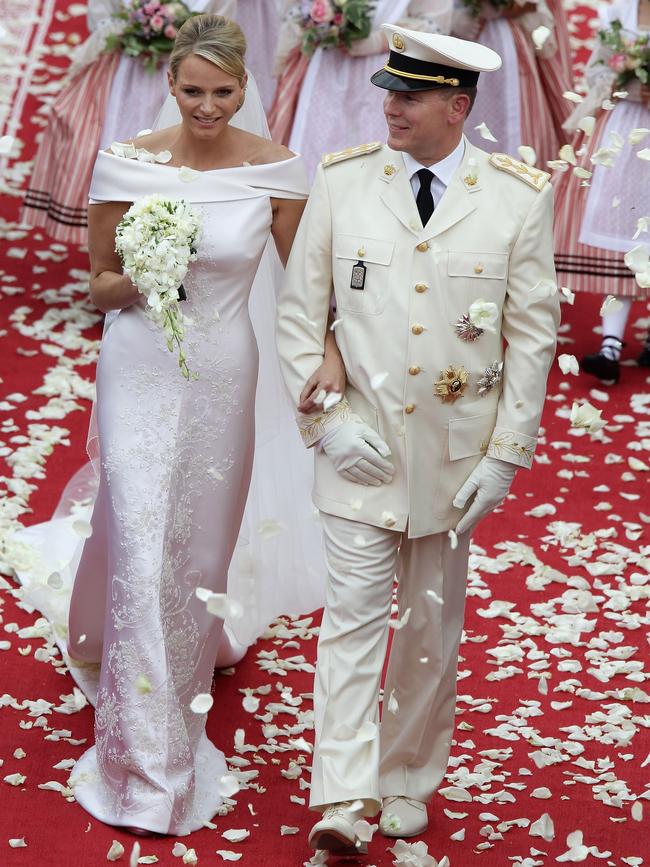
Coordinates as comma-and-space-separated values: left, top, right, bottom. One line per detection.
89, 150, 309, 203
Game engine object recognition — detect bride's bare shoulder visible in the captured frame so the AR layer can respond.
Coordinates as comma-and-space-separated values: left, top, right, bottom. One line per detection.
104, 126, 181, 155
234, 129, 296, 166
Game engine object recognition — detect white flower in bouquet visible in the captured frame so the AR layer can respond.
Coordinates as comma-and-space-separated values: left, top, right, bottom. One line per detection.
115, 194, 202, 380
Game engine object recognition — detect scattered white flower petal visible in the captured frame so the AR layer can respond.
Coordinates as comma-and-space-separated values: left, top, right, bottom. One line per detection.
475, 122, 497, 141
558, 354, 579, 376
221, 830, 249, 843
189, 693, 213, 714
532, 25, 551, 50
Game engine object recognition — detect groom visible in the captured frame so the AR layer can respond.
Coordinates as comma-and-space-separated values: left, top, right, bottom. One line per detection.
277, 25, 560, 855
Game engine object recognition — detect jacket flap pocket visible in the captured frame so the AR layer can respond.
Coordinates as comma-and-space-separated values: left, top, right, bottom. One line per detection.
448, 251, 508, 279
449, 412, 496, 462
335, 234, 395, 266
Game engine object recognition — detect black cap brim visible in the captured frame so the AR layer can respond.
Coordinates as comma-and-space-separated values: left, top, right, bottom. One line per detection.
371, 52, 480, 92
370, 68, 446, 92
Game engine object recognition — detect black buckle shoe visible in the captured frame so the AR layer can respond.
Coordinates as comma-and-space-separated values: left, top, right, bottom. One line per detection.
638, 345, 650, 367
580, 351, 620, 384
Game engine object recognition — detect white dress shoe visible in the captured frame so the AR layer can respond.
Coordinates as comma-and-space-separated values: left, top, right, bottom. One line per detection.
380, 796, 428, 837
214, 624, 248, 669
308, 801, 368, 855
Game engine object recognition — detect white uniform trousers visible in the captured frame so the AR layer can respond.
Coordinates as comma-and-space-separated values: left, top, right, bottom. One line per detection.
309, 512, 471, 815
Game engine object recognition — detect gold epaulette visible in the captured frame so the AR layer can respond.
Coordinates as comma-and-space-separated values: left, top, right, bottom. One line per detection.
489, 153, 550, 191
321, 141, 382, 168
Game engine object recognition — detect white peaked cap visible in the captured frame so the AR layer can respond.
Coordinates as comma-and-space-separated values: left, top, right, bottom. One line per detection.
371, 24, 502, 91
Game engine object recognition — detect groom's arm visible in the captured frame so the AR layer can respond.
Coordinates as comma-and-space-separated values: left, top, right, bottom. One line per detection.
277, 165, 351, 446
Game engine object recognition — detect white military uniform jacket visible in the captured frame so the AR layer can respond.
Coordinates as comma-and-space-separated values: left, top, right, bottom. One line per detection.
277, 138, 560, 538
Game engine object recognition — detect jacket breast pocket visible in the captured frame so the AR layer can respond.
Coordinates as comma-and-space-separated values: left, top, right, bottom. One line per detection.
333, 234, 395, 316
444, 251, 508, 326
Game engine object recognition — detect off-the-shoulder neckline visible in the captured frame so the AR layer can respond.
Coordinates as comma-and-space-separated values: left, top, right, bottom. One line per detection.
101, 149, 302, 174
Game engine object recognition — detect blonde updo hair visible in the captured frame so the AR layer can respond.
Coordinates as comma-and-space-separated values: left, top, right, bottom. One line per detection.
169, 14, 247, 83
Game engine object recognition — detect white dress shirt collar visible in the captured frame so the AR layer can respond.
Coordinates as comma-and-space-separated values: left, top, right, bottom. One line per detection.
402, 137, 466, 189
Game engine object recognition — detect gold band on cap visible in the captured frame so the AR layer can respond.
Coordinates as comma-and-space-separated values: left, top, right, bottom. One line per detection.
383, 64, 460, 86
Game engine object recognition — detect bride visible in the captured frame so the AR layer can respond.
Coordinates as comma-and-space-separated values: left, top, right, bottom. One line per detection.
16, 13, 344, 836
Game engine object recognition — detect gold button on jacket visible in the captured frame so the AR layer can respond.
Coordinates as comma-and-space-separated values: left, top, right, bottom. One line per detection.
415, 283, 428, 293
411, 325, 423, 335
405, 404, 415, 414
409, 366, 421, 375
416, 241, 429, 252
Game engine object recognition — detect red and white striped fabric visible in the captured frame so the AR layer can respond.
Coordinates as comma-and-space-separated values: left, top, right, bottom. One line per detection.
510, 13, 572, 170
536, 0, 574, 148
553, 112, 644, 299
268, 46, 310, 147
21, 52, 121, 246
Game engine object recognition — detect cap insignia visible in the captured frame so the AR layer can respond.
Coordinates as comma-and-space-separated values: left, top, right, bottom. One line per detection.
392, 33, 406, 51
321, 141, 382, 168
434, 365, 469, 403
489, 153, 550, 191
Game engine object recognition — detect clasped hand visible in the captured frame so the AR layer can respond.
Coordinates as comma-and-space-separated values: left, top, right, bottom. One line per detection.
453, 456, 517, 535
320, 417, 395, 486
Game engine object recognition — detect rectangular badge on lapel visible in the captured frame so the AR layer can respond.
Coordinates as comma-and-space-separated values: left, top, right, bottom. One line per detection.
350, 261, 366, 290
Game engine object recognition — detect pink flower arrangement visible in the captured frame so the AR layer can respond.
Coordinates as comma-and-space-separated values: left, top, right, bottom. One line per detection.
310, 0, 334, 24
597, 19, 650, 90
607, 52, 627, 74
105, 0, 196, 72
299, 0, 373, 56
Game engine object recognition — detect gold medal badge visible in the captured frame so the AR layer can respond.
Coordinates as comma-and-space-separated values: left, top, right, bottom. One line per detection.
434, 365, 469, 403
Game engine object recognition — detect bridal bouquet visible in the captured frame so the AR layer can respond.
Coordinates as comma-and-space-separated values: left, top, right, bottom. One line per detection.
115, 195, 202, 381
298, 0, 374, 56
597, 19, 650, 89
105, 0, 196, 72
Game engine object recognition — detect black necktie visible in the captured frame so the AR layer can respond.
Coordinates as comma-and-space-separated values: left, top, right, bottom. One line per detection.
416, 168, 434, 226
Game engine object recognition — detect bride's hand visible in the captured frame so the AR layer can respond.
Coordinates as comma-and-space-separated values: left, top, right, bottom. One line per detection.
297, 354, 347, 414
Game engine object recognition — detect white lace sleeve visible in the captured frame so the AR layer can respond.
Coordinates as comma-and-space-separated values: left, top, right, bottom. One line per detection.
68, 0, 125, 78
398, 0, 454, 35
563, 36, 616, 132
87, 0, 121, 32
273, 0, 302, 76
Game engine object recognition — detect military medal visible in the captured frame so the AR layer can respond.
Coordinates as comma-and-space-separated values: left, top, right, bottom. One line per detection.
477, 361, 503, 396
455, 314, 483, 342
434, 365, 469, 403
350, 260, 366, 290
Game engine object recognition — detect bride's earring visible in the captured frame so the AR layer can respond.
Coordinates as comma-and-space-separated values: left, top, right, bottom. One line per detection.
236, 87, 247, 111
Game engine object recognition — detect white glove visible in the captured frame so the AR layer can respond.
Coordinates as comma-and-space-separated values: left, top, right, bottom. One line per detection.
453, 456, 517, 535
320, 417, 395, 486
346, 30, 387, 57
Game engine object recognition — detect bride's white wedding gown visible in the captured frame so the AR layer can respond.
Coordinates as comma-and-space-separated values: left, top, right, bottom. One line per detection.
15, 149, 319, 835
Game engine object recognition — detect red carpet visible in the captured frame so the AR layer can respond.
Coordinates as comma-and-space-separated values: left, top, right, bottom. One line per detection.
1, 3, 649, 866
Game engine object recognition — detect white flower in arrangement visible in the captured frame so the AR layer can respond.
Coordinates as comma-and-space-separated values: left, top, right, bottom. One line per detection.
115, 194, 202, 380
468, 298, 499, 332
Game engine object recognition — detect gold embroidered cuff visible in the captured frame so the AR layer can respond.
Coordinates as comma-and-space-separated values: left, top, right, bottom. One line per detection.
486, 427, 536, 469
297, 398, 352, 448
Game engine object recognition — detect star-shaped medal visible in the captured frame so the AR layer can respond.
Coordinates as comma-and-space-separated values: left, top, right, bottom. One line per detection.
455, 314, 484, 342
434, 365, 469, 403
477, 360, 503, 396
